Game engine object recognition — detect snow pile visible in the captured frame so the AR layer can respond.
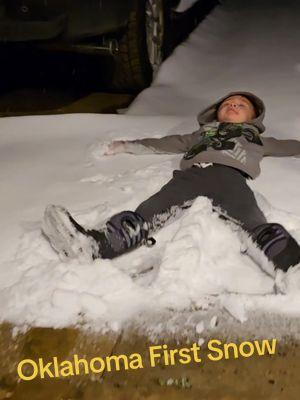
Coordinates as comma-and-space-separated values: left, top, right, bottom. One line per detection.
0, 0, 300, 333
1, 150, 300, 330
0, 191, 294, 330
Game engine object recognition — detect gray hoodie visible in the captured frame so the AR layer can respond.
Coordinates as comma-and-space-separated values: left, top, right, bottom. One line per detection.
123, 91, 300, 179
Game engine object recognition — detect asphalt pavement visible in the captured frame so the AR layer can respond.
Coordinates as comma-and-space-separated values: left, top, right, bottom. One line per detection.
0, 44, 134, 116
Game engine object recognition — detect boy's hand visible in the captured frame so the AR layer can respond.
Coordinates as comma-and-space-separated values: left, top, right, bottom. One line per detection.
104, 140, 127, 156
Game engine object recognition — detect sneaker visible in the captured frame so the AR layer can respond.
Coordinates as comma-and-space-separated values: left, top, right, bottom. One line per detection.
251, 223, 300, 272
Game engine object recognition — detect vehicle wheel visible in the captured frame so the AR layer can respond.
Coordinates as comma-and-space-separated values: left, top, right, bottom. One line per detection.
112, 0, 173, 92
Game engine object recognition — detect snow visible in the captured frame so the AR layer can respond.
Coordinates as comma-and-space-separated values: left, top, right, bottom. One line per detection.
0, 0, 300, 335
176, 0, 199, 12
195, 321, 204, 334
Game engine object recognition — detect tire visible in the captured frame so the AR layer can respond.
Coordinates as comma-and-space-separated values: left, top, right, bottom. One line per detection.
112, 0, 173, 93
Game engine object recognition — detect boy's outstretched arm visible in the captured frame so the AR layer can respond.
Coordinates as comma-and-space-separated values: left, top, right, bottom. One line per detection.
104, 130, 202, 156
262, 137, 300, 157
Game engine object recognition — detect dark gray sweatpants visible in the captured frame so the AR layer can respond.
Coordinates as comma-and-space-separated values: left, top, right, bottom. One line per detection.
100, 164, 299, 270
135, 164, 267, 234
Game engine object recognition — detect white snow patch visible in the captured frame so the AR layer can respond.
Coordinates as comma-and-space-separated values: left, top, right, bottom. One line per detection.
210, 316, 218, 329
195, 321, 205, 334
0, 0, 300, 334
221, 295, 249, 323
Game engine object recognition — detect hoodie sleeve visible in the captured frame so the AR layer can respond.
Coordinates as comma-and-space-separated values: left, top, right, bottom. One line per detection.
122, 130, 203, 155
262, 137, 300, 157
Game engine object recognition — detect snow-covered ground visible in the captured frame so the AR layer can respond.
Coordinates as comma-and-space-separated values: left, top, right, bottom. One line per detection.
0, 0, 300, 335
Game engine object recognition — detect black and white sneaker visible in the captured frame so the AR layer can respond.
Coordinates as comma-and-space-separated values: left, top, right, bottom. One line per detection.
249, 223, 300, 273
42, 205, 100, 261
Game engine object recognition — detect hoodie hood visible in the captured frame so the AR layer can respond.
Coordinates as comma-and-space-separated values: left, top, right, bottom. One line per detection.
197, 91, 266, 133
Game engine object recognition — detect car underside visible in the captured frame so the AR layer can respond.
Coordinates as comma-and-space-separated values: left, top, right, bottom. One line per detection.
0, 0, 217, 91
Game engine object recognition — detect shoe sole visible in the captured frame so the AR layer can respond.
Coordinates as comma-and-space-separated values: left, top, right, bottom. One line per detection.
42, 205, 94, 261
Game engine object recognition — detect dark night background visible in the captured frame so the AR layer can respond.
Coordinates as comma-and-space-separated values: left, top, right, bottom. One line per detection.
0, 0, 218, 116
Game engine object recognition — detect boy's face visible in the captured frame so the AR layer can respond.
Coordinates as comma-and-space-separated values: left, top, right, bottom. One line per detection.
217, 95, 256, 123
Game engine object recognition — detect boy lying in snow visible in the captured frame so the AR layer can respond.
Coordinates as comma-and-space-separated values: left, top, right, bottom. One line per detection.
42, 91, 300, 273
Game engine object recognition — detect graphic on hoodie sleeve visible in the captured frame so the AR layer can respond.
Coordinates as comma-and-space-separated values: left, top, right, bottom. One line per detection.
183, 122, 262, 161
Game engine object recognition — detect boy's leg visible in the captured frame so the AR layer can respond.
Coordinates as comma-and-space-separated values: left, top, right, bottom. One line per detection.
43, 166, 228, 261
43, 164, 300, 270
43, 206, 151, 260
43, 167, 216, 261
135, 165, 267, 233
43, 165, 268, 260
136, 164, 300, 272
